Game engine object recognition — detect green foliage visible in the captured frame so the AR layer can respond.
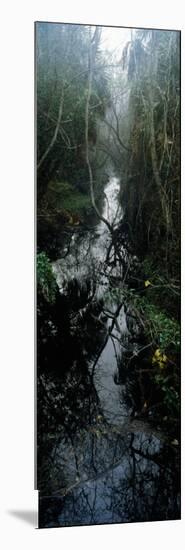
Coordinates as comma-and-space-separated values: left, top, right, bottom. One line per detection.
124, 289, 180, 421
134, 296, 180, 352
46, 181, 91, 215
154, 373, 179, 415
37, 252, 57, 303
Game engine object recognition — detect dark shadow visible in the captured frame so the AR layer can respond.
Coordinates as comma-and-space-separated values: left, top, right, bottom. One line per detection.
7, 510, 37, 527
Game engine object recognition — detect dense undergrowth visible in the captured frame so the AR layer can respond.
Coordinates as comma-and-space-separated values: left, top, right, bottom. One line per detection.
113, 30, 181, 434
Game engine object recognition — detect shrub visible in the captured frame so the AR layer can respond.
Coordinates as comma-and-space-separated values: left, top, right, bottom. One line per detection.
37, 252, 57, 303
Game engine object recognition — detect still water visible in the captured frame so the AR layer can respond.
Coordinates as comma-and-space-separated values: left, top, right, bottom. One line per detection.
38, 176, 180, 527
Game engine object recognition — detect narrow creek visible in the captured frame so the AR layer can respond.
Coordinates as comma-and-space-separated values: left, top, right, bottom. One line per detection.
53, 175, 127, 425
38, 175, 180, 527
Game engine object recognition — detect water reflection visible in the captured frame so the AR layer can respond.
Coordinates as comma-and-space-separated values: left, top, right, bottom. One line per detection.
38, 176, 180, 527
39, 421, 180, 527
38, 287, 180, 528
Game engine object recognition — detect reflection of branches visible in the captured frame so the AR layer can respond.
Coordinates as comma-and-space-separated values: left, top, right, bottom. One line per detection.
52, 448, 128, 498
110, 334, 120, 368
130, 441, 165, 469
42, 428, 179, 527
39, 415, 180, 527
90, 300, 125, 380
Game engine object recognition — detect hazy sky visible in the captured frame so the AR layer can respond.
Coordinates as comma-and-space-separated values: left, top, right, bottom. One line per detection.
101, 26, 131, 60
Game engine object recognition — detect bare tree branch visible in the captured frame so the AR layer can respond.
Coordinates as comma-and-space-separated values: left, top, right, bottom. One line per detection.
104, 116, 131, 152
37, 86, 65, 170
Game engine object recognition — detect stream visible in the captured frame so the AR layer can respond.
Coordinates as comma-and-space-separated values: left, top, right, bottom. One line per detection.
53, 176, 127, 425
38, 175, 180, 527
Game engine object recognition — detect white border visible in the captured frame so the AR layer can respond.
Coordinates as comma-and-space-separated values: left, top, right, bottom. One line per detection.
0, 1, 184, 548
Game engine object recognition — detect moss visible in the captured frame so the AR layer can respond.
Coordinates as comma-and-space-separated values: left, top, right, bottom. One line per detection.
46, 180, 92, 217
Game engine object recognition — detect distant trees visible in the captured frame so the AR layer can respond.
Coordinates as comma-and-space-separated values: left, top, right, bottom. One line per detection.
120, 30, 180, 281
36, 23, 110, 199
